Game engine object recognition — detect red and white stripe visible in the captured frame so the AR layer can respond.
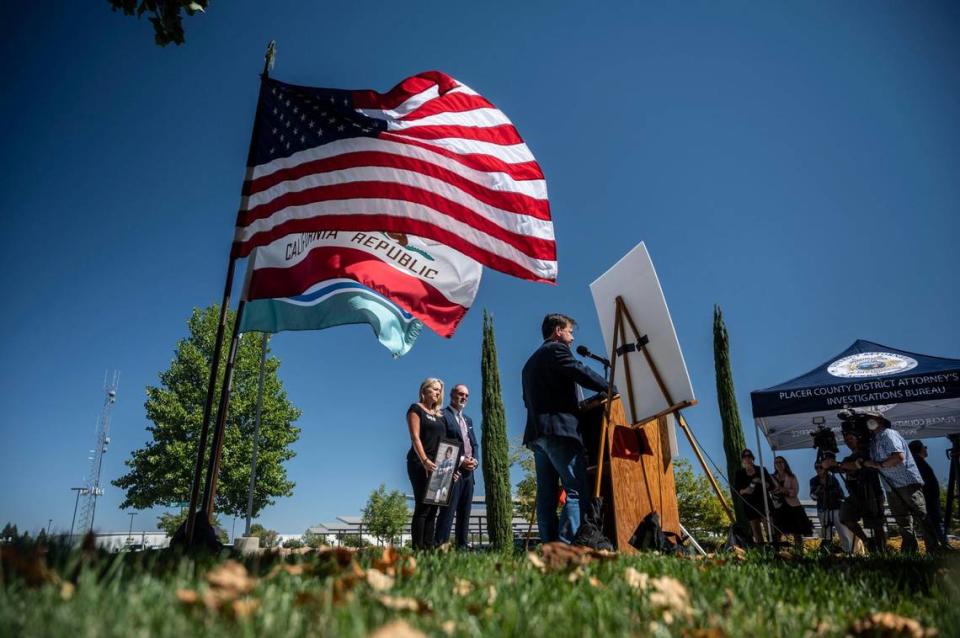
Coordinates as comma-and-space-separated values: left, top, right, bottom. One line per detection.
233, 71, 556, 283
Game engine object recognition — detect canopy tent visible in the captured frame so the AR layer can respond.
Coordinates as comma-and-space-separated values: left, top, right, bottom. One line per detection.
751, 339, 960, 451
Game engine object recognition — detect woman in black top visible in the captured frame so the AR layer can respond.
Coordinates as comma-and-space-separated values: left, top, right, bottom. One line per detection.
406, 377, 446, 549
734, 448, 774, 544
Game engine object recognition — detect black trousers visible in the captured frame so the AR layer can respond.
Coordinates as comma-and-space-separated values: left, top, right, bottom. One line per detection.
407, 457, 439, 549
435, 471, 475, 547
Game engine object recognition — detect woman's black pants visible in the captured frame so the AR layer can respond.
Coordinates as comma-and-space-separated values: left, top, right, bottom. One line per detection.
407, 457, 438, 549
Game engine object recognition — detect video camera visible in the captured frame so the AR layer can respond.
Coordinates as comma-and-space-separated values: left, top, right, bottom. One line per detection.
837, 407, 874, 446
812, 425, 839, 460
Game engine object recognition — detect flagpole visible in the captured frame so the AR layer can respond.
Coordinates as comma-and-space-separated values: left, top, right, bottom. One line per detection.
245, 332, 270, 537
185, 259, 236, 544
185, 41, 277, 545
201, 300, 248, 515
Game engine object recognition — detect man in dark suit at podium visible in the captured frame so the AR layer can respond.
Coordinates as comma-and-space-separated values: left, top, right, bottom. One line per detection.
435, 384, 479, 548
522, 314, 609, 544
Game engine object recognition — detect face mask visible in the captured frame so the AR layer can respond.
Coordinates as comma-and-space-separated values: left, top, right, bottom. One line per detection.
866, 419, 880, 431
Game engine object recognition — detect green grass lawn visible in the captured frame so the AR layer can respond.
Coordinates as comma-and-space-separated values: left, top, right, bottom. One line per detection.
2, 541, 957, 637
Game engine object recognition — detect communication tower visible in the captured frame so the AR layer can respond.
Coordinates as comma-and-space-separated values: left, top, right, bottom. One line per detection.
76, 371, 119, 535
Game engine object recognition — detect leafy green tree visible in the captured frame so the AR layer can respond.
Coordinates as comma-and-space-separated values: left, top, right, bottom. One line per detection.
362, 484, 409, 545
1, 523, 18, 542
674, 458, 728, 537
158, 510, 227, 543
248, 523, 279, 549
108, 1, 208, 46
282, 537, 304, 549
480, 311, 513, 551
510, 441, 537, 548
113, 305, 301, 518
713, 305, 748, 531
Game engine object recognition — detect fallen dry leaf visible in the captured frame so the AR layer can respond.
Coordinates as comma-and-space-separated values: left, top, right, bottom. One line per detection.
486, 584, 497, 605
266, 563, 309, 578
60, 582, 75, 601
368, 620, 428, 638
401, 555, 417, 578
374, 546, 400, 573
526, 552, 546, 572
539, 542, 595, 571
366, 569, 396, 592
376, 594, 432, 615
206, 560, 255, 597
847, 612, 937, 638
440, 620, 457, 636
453, 578, 473, 596
315, 545, 358, 569
229, 598, 261, 619
624, 567, 649, 590
649, 576, 693, 625
176, 589, 200, 605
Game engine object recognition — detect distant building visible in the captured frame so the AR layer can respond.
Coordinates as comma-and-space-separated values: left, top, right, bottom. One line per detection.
93, 531, 169, 551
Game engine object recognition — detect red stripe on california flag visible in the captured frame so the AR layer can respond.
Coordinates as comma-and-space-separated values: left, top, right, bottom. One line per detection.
389, 123, 524, 145
237, 182, 556, 260
232, 216, 556, 283
379, 132, 544, 181
242, 151, 550, 220
352, 71, 459, 110
248, 246, 467, 337
399, 93, 496, 121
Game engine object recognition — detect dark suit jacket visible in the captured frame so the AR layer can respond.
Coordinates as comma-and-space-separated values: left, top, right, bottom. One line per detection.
442, 405, 479, 477
522, 340, 609, 445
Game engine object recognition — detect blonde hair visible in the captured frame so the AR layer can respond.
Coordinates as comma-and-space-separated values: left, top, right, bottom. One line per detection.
418, 377, 444, 414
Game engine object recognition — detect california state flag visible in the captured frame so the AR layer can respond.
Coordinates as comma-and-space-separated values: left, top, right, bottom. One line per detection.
241, 230, 482, 344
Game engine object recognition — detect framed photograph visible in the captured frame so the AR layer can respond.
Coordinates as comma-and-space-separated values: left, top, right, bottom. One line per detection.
423, 439, 462, 506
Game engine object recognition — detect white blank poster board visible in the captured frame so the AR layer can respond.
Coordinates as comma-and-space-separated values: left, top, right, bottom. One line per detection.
589, 242, 694, 455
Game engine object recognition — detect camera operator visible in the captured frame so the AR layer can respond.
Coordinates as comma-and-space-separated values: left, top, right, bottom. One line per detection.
861, 412, 945, 554
809, 458, 852, 552
821, 426, 887, 553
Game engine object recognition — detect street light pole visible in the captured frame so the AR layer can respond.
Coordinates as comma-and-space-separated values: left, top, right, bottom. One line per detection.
69, 487, 86, 541
127, 512, 136, 544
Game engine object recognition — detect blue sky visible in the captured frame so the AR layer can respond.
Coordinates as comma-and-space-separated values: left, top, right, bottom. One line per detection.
1, 2, 958, 536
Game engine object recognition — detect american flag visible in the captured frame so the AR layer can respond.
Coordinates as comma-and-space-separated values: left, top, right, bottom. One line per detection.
233, 71, 556, 283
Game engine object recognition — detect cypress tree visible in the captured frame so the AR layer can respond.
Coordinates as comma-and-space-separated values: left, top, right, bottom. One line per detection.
713, 305, 749, 531
480, 310, 513, 551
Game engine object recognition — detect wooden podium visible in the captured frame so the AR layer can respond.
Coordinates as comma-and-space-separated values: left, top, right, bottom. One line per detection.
581, 394, 679, 553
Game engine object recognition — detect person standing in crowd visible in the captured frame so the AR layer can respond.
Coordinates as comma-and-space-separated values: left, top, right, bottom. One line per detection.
733, 449, 774, 544
406, 378, 446, 550
862, 412, 945, 554
908, 440, 948, 547
770, 456, 813, 550
825, 427, 887, 552
810, 460, 853, 552
435, 384, 479, 549
522, 313, 609, 544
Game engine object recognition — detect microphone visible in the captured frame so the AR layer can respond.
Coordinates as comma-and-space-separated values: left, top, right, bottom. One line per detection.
576, 345, 610, 367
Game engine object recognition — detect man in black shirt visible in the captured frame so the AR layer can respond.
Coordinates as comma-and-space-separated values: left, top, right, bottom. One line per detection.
908, 440, 948, 546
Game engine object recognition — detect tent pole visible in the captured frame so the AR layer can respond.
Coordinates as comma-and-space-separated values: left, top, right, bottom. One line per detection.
754, 418, 773, 544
